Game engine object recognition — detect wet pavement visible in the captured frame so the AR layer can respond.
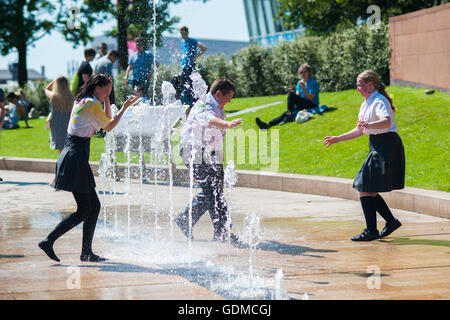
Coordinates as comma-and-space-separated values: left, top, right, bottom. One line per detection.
0, 169, 449, 300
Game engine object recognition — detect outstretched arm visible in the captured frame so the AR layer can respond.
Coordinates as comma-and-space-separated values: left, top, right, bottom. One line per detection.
209, 117, 241, 129
323, 127, 363, 147
104, 96, 140, 132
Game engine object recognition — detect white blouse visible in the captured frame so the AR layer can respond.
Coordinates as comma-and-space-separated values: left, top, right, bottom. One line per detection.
358, 91, 398, 135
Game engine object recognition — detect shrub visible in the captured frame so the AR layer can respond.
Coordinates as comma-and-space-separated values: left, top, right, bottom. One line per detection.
195, 23, 390, 97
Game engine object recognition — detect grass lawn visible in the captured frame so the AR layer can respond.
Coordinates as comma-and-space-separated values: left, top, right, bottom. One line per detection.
1, 86, 449, 192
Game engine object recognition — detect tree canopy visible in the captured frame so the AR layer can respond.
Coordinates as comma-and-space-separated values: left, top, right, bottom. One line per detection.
0, 0, 209, 86
276, 0, 447, 35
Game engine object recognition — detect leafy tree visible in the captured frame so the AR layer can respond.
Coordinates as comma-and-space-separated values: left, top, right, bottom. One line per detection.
0, 0, 110, 87
276, 0, 448, 35
0, 0, 209, 86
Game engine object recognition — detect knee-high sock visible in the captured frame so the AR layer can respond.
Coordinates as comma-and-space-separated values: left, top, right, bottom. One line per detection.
375, 194, 396, 224
360, 196, 377, 232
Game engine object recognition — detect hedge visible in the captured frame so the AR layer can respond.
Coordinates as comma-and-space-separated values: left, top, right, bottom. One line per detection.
198, 23, 390, 97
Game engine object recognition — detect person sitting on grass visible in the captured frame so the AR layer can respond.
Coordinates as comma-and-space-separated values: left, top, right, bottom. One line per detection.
0, 88, 5, 181
256, 63, 319, 129
3, 92, 32, 129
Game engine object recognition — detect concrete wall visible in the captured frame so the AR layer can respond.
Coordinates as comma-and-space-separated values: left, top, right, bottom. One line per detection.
1, 156, 449, 219
389, 3, 450, 92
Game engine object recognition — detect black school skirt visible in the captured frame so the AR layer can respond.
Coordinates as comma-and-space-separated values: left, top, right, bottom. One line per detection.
353, 132, 405, 193
54, 134, 96, 193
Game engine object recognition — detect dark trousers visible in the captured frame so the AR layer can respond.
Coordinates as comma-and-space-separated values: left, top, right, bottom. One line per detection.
177, 163, 229, 237
180, 66, 196, 107
268, 92, 317, 127
45, 190, 101, 254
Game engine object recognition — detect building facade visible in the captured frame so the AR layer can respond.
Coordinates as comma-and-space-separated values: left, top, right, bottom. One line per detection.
243, 0, 304, 46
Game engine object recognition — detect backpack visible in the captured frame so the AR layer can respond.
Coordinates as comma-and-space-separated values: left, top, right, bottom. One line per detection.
70, 72, 79, 95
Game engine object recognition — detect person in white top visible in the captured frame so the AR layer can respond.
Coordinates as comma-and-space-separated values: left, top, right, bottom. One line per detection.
323, 70, 405, 241
176, 78, 246, 247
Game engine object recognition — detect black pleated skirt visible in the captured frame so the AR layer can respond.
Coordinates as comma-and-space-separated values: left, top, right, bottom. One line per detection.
54, 134, 96, 193
353, 132, 405, 193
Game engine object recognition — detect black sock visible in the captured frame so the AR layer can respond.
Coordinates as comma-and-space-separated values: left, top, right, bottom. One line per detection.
360, 196, 378, 232
375, 195, 396, 224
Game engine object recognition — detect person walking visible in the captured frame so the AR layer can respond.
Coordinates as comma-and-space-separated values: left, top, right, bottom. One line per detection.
125, 37, 158, 100
175, 78, 244, 246
179, 26, 207, 107
323, 70, 404, 241
39, 74, 139, 262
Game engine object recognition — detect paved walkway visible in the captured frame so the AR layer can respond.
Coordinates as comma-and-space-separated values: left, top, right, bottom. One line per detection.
226, 101, 283, 118
0, 169, 449, 300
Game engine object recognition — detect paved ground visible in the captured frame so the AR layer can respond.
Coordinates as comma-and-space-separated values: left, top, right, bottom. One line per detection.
0, 169, 449, 300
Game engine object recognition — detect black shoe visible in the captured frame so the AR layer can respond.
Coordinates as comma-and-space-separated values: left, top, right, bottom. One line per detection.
175, 215, 193, 240
142, 176, 151, 184
214, 232, 248, 248
39, 240, 60, 262
351, 229, 379, 241
80, 253, 107, 262
255, 117, 268, 130
379, 219, 401, 238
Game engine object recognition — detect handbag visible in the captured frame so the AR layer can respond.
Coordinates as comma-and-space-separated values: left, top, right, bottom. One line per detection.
295, 110, 313, 123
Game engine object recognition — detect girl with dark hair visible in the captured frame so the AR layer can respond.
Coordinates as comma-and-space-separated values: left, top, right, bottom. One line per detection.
39, 74, 139, 262
323, 70, 404, 241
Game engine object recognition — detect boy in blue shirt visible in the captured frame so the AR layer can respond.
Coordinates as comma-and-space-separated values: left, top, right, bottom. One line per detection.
256, 64, 319, 129
179, 26, 207, 107
125, 37, 158, 99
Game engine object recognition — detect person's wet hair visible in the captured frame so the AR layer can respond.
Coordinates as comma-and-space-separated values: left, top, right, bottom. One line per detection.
75, 73, 110, 101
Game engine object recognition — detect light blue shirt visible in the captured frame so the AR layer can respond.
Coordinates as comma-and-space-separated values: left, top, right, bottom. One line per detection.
94, 56, 114, 78
296, 77, 319, 106
180, 38, 198, 70
128, 50, 154, 81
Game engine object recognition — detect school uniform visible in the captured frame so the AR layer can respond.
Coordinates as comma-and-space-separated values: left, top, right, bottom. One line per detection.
55, 97, 109, 192
176, 93, 230, 239
41, 96, 110, 262
351, 90, 404, 241
353, 91, 405, 193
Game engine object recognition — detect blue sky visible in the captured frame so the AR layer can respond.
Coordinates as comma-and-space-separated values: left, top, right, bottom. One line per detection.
0, 0, 249, 80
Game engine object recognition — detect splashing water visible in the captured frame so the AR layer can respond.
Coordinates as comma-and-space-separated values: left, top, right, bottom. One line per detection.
190, 72, 208, 102
273, 268, 289, 300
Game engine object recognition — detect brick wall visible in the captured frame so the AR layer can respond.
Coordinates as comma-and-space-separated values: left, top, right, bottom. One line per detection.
389, 3, 450, 92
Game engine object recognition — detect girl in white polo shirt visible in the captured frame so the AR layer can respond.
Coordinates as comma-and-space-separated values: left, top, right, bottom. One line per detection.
323, 70, 405, 241
39, 74, 139, 262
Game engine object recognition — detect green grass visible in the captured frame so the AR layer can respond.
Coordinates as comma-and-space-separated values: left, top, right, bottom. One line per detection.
1, 86, 449, 192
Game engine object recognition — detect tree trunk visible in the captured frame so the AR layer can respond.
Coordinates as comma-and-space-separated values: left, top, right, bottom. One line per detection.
117, 0, 129, 71
17, 43, 27, 88
16, 0, 27, 87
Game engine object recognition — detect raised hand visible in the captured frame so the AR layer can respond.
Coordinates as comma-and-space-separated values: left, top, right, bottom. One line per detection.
323, 136, 339, 148
123, 95, 140, 109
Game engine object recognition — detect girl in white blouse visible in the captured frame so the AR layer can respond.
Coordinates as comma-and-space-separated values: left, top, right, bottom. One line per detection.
323, 70, 405, 241
39, 74, 139, 262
